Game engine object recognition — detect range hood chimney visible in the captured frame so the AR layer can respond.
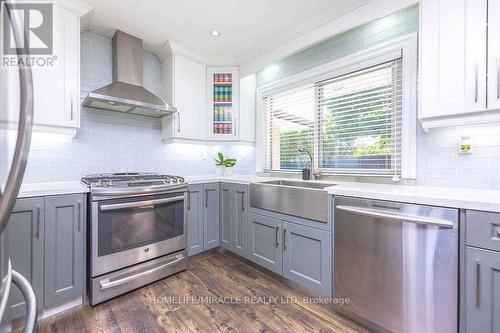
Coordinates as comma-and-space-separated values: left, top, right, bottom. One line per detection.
82, 30, 176, 117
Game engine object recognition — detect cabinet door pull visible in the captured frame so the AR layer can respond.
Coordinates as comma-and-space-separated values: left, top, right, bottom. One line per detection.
205, 189, 208, 207
275, 226, 279, 248
283, 228, 287, 250
241, 191, 245, 211
474, 63, 479, 104
36, 206, 40, 239
496, 57, 500, 100
70, 96, 74, 121
177, 112, 181, 133
476, 259, 481, 307
78, 202, 81, 232
187, 191, 191, 210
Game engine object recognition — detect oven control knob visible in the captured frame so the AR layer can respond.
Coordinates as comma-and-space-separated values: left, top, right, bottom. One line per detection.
107, 180, 114, 187
172, 178, 178, 183
144, 248, 150, 252
165, 178, 171, 183
178, 177, 185, 183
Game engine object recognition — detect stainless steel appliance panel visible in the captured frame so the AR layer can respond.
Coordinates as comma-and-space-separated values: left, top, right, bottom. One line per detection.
91, 191, 187, 277
90, 250, 187, 305
334, 196, 458, 333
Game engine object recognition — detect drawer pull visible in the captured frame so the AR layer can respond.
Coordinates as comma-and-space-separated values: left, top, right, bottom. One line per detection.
283, 228, 287, 250
36, 206, 41, 239
275, 227, 279, 248
476, 259, 481, 307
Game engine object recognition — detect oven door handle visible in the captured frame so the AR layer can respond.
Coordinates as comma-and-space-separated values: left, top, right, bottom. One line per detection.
99, 255, 185, 290
100, 195, 185, 211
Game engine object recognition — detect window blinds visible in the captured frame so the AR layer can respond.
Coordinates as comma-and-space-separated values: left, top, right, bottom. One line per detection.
317, 59, 403, 176
264, 86, 315, 170
264, 57, 403, 176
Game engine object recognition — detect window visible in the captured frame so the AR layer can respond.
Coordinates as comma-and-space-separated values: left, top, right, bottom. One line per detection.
263, 57, 404, 177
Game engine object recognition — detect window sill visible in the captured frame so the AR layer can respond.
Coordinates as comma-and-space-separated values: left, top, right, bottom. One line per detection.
259, 170, 416, 185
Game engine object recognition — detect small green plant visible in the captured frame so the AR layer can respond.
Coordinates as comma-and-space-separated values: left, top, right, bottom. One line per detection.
214, 152, 237, 167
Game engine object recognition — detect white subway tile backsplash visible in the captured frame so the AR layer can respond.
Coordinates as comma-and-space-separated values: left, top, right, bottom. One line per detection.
417, 122, 500, 189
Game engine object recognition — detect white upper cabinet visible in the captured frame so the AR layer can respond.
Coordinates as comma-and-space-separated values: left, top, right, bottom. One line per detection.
488, 0, 500, 110
239, 74, 256, 143
420, 0, 488, 130
160, 53, 206, 142
0, 1, 90, 135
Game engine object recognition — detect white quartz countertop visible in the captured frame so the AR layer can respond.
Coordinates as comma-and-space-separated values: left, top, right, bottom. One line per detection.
13, 181, 89, 198
11, 175, 500, 213
186, 174, 500, 213
325, 182, 500, 213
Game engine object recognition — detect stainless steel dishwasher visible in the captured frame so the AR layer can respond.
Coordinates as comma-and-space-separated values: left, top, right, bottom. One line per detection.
333, 196, 458, 333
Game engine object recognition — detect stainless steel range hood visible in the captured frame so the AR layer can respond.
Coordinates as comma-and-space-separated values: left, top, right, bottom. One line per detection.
82, 30, 176, 117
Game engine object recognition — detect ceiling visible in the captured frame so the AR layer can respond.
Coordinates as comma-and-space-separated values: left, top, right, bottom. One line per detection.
79, 0, 371, 65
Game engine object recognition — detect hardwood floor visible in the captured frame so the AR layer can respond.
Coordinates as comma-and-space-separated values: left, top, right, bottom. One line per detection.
33, 249, 370, 333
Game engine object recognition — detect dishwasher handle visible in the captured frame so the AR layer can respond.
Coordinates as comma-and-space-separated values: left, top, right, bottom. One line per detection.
336, 205, 454, 228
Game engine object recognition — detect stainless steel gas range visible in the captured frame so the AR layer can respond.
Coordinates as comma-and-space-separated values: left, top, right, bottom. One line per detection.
81, 172, 188, 305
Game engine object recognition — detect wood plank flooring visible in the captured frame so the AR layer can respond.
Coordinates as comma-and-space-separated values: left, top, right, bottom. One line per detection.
32, 249, 370, 333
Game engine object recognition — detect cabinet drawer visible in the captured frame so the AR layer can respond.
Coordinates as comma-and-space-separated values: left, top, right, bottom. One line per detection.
466, 211, 500, 252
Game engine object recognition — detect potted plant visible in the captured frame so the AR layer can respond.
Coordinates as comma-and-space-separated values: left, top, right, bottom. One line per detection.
214, 152, 237, 176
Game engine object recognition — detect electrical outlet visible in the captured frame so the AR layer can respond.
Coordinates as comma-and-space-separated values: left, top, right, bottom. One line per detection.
458, 136, 473, 154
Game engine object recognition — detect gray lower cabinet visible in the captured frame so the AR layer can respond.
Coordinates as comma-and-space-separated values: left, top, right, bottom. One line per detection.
187, 184, 204, 256
220, 184, 232, 249
282, 221, 331, 296
247, 212, 282, 274
2, 198, 44, 321
247, 212, 332, 296
44, 195, 84, 307
465, 247, 500, 332
203, 183, 220, 251
2, 194, 86, 322
220, 183, 248, 257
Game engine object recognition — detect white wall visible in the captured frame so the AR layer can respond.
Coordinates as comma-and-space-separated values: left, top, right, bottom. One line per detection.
0, 31, 255, 184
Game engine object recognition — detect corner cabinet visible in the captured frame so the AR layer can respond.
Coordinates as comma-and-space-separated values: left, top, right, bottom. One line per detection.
220, 183, 248, 257
206, 67, 240, 140
420, 0, 500, 130
0, 1, 91, 136
160, 53, 207, 142
1, 194, 86, 322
